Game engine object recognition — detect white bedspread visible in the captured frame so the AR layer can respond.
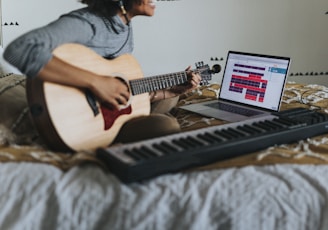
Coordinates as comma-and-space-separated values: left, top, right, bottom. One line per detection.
0, 162, 328, 230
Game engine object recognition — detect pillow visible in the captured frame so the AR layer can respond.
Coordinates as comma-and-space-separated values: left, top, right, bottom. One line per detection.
0, 74, 38, 145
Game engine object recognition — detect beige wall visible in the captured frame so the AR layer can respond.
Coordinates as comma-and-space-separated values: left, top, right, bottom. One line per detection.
1, 0, 328, 85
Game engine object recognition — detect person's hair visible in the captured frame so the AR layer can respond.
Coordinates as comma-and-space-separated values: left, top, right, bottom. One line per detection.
79, 0, 142, 17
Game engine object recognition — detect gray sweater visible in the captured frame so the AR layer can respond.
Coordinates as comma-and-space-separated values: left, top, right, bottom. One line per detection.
3, 7, 134, 77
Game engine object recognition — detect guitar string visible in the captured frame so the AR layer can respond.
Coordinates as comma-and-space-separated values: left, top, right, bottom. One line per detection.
129, 68, 212, 95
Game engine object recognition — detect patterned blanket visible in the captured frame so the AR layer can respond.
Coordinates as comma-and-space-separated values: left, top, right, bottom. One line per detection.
1, 74, 328, 171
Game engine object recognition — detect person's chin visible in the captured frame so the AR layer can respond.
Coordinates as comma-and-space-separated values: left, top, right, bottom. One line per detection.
146, 10, 155, 16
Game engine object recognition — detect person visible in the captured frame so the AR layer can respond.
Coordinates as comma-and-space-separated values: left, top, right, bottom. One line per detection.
3, 0, 202, 144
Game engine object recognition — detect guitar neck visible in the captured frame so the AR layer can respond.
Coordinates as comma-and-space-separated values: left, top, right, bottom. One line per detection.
129, 71, 188, 95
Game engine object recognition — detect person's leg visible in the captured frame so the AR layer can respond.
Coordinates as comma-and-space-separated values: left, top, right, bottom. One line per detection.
114, 96, 181, 143
114, 113, 180, 143
150, 96, 179, 114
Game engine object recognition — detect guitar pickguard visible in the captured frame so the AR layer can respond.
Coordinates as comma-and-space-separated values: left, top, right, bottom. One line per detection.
100, 105, 132, 130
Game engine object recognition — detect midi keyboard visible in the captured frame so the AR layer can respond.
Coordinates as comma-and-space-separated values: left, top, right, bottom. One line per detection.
97, 108, 328, 183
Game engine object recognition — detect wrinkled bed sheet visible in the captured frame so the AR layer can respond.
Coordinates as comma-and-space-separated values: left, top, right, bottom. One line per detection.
1, 162, 328, 230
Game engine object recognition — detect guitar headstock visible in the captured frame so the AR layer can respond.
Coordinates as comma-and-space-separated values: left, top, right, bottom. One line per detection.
195, 61, 220, 86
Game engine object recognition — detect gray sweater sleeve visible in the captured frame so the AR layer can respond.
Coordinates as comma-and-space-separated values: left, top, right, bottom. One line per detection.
3, 15, 95, 77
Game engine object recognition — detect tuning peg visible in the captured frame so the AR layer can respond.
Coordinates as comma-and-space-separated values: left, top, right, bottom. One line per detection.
195, 61, 205, 68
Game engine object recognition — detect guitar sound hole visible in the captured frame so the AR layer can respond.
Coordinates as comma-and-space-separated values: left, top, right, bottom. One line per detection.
85, 90, 99, 116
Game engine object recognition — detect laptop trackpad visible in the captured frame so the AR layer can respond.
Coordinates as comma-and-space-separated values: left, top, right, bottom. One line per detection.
195, 108, 248, 122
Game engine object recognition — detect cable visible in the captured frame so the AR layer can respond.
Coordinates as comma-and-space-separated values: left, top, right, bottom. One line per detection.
299, 89, 328, 111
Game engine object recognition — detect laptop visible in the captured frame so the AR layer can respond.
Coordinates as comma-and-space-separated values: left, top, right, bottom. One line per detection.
180, 51, 291, 122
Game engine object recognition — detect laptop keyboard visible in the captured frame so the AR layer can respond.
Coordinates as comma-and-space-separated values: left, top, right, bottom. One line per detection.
207, 102, 262, 117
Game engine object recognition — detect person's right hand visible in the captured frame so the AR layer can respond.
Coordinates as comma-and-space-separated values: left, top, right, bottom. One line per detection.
90, 75, 130, 110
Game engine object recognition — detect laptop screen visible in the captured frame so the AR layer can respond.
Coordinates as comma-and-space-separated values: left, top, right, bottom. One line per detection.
219, 51, 291, 111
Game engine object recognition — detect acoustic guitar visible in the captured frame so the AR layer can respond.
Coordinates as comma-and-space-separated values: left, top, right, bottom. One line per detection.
26, 44, 214, 152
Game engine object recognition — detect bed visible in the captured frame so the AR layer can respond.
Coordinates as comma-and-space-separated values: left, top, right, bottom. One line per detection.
1, 73, 328, 230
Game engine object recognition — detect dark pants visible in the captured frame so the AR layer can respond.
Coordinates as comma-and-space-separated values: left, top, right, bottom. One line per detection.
114, 96, 180, 143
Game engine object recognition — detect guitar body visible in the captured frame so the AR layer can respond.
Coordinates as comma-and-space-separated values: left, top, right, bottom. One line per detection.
26, 44, 150, 152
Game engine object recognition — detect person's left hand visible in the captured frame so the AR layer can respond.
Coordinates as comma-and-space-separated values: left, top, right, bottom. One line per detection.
170, 66, 202, 94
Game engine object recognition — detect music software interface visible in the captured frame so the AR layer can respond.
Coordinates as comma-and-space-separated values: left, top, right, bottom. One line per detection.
220, 53, 290, 110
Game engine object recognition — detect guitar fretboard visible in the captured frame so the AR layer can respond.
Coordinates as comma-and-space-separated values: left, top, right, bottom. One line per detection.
129, 71, 188, 95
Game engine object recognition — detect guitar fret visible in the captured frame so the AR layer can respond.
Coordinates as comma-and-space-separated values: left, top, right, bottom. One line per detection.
135, 81, 141, 95
168, 75, 174, 87
132, 80, 142, 95
163, 78, 168, 88
130, 81, 136, 95
149, 78, 156, 91
144, 80, 150, 93
153, 80, 159, 91
150, 81, 154, 91
159, 79, 164, 90
152, 79, 158, 91
141, 81, 147, 93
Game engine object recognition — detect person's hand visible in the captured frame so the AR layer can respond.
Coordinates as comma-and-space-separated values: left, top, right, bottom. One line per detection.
90, 75, 130, 110
169, 66, 202, 95
186, 65, 202, 90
